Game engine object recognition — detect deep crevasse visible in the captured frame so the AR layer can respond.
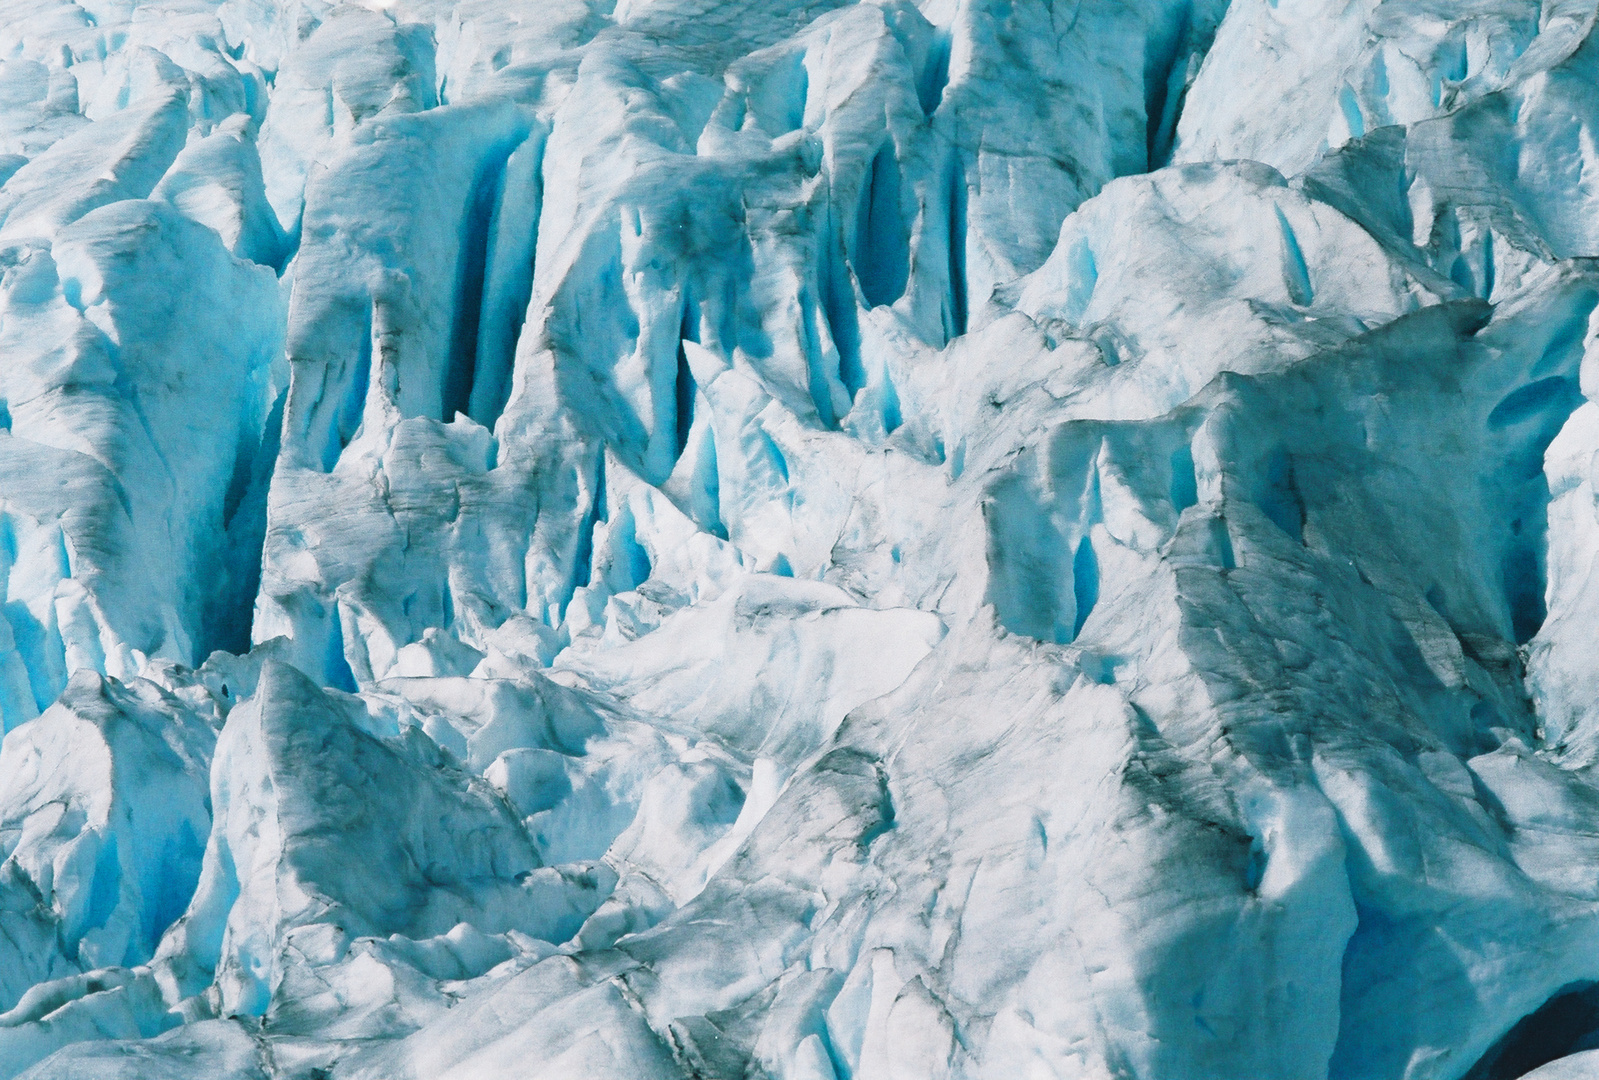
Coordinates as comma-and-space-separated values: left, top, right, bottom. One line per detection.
2, 1, 1599, 1078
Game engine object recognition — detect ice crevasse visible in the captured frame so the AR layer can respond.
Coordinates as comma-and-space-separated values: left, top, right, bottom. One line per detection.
4, 0, 1599, 1078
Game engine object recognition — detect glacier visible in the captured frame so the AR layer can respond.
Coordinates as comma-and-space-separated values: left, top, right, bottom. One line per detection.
3, 0, 1599, 1077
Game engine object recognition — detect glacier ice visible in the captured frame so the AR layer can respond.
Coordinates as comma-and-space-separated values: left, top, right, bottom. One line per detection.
5, 0, 1599, 1078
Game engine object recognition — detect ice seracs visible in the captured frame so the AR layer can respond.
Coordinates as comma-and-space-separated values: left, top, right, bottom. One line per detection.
5, 1, 1599, 1078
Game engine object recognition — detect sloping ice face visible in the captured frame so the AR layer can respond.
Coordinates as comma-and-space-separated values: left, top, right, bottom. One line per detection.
2, 1, 1599, 1078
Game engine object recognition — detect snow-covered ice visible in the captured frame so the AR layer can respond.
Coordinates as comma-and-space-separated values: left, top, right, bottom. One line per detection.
3, 0, 1599, 1078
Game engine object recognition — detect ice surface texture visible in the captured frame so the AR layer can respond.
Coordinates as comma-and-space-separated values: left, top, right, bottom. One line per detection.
3, 0, 1599, 1078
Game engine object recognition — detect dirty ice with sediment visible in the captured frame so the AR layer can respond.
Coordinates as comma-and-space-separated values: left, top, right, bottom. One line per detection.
1, 0, 1599, 1078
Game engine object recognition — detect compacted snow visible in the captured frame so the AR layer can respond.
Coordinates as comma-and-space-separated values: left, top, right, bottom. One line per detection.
1, 0, 1599, 1077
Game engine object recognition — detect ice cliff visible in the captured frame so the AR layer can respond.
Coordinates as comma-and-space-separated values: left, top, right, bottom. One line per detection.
3, 0, 1599, 1077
